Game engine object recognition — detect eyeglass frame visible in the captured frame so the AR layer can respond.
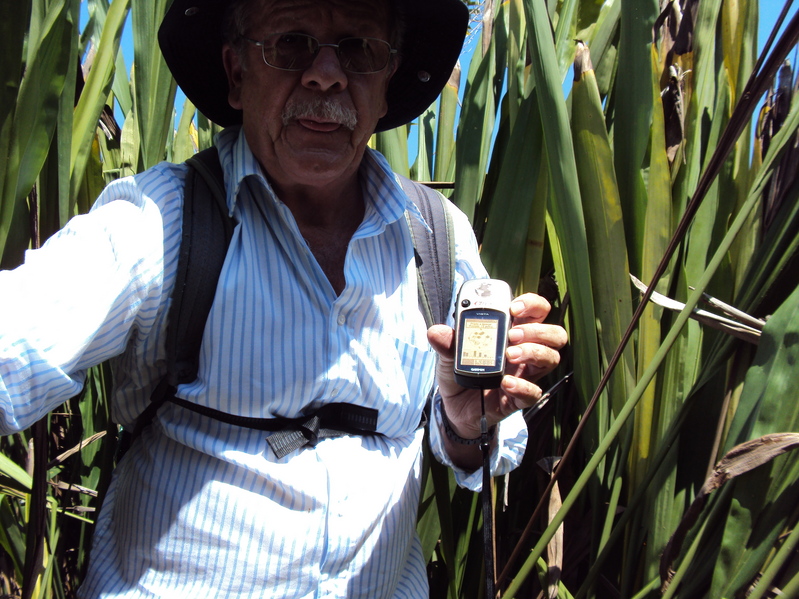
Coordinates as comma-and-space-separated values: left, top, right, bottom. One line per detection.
241, 33, 398, 74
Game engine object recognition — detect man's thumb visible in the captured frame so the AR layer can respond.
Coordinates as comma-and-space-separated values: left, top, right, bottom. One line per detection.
427, 324, 455, 362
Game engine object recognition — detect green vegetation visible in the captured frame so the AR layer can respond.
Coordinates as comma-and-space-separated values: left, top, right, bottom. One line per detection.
1, 0, 798, 597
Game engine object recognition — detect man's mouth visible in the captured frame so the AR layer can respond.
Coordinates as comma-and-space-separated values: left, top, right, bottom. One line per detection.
297, 118, 343, 132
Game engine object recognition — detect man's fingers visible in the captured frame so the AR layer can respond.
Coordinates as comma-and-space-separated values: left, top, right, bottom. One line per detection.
505, 341, 562, 372
509, 293, 552, 324
507, 322, 568, 349
498, 376, 544, 413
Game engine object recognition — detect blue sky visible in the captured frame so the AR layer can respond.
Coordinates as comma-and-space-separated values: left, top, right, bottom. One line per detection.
759, 0, 797, 53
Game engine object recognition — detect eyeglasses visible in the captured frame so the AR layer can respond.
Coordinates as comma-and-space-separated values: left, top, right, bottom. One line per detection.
242, 33, 397, 74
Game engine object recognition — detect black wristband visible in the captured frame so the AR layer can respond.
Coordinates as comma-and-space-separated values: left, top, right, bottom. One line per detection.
440, 400, 495, 445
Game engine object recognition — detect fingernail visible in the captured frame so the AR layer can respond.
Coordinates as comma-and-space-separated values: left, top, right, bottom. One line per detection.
506, 346, 522, 360
507, 328, 523, 343
511, 300, 525, 314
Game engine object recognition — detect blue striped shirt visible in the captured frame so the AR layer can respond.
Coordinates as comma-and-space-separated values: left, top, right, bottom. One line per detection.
0, 126, 526, 598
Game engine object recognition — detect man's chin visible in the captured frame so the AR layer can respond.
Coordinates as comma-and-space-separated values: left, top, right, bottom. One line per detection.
273, 145, 363, 189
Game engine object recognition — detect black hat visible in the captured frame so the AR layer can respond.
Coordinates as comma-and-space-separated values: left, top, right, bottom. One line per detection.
158, 0, 469, 132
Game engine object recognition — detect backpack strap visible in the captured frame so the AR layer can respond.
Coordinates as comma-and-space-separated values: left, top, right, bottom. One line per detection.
122, 147, 234, 449
398, 176, 456, 431
167, 146, 235, 386
398, 175, 456, 327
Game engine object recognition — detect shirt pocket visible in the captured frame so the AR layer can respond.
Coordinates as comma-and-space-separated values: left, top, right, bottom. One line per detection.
380, 337, 437, 437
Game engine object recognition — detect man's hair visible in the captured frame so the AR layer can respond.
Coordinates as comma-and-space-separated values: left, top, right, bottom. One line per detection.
222, 0, 405, 58
387, 0, 406, 55
222, 0, 253, 57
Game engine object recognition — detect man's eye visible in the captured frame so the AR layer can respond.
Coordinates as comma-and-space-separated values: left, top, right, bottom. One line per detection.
277, 34, 312, 52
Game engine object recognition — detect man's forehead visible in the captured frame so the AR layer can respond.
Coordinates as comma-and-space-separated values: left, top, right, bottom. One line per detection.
253, 0, 390, 31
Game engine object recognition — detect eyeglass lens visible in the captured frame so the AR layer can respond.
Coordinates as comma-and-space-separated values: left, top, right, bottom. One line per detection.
263, 33, 392, 73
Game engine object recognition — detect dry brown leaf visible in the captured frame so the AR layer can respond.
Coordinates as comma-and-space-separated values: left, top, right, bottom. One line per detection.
538, 457, 563, 599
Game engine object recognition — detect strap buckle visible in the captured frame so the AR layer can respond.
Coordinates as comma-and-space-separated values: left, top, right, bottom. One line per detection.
265, 405, 379, 458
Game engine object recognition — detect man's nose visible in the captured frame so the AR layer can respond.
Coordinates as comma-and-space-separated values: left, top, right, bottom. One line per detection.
301, 46, 348, 92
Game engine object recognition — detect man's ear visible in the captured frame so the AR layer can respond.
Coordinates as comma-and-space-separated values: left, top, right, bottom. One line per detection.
386, 55, 400, 81
377, 56, 400, 118
222, 44, 244, 109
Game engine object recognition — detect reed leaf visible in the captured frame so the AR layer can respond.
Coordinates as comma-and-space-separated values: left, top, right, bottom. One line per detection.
0, 1, 28, 190
724, 0, 758, 294
570, 41, 634, 418
631, 51, 674, 567
0, 0, 74, 268
413, 107, 435, 182
453, 30, 497, 222
553, 0, 580, 79
132, 0, 177, 169
43, 22, 80, 237
505, 0, 526, 129
613, 0, 657, 277
0, 453, 33, 492
70, 0, 129, 199
172, 98, 198, 164
586, 0, 620, 98
522, 0, 601, 421
374, 125, 409, 178
433, 66, 460, 187
479, 88, 545, 290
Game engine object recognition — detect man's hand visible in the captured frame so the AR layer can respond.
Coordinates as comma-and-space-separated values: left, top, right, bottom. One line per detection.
427, 292, 567, 469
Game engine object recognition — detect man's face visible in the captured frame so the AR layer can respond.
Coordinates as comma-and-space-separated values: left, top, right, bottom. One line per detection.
223, 0, 396, 193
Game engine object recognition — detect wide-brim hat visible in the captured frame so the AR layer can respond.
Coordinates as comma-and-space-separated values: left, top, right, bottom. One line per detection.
158, 0, 469, 132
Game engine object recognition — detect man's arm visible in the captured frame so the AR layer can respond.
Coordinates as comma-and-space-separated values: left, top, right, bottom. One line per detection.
0, 183, 170, 435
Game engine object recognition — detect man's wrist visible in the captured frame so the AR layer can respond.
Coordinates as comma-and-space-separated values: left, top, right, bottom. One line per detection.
440, 399, 495, 445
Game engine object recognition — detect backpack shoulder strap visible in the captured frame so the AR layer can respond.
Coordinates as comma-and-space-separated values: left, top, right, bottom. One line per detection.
166, 146, 235, 386
122, 147, 234, 450
398, 175, 456, 327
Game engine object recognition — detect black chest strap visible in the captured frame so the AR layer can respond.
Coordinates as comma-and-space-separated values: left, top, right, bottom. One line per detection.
124, 148, 455, 456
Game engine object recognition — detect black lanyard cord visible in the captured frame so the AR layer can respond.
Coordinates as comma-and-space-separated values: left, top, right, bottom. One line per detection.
481, 396, 496, 599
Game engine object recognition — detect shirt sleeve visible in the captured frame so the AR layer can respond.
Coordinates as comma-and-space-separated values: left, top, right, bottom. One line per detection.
427, 198, 528, 491
0, 173, 175, 435
429, 391, 528, 491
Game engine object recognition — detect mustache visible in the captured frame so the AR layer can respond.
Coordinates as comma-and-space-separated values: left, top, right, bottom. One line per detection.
282, 98, 358, 130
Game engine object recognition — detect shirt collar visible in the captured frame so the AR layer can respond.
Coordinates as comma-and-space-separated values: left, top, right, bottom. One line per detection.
214, 126, 271, 217
213, 125, 430, 232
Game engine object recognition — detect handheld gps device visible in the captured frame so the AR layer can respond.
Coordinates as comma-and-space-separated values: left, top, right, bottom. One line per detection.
453, 279, 512, 389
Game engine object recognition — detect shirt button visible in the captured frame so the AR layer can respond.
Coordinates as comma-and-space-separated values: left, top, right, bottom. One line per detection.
337, 314, 346, 326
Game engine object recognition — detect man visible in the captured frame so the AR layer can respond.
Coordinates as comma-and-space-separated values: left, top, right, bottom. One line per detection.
0, 0, 567, 596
